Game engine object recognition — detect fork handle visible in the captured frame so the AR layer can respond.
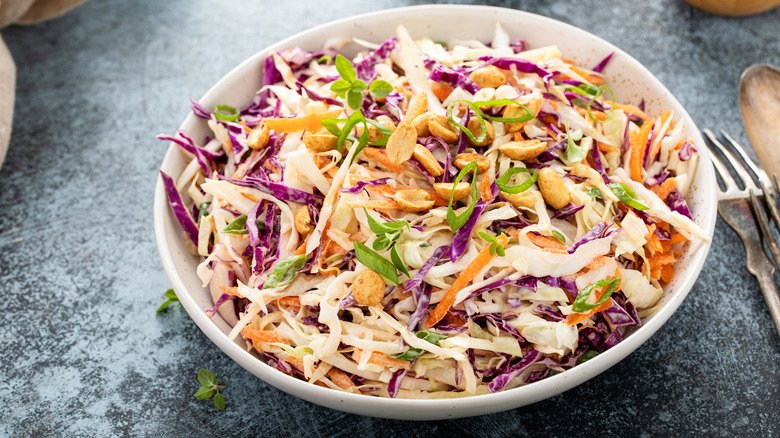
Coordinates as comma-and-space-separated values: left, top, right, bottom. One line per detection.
753, 267, 780, 338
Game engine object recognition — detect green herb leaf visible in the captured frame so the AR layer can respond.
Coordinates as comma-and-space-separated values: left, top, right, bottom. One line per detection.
347, 89, 363, 110
571, 277, 621, 313
416, 330, 447, 344
213, 104, 240, 122
564, 121, 587, 163
607, 183, 649, 210
194, 386, 214, 400
263, 254, 307, 289
478, 231, 505, 257
551, 230, 566, 243
577, 350, 600, 365
588, 187, 602, 199
213, 392, 226, 410
446, 161, 479, 232
392, 347, 425, 361
472, 99, 534, 123
419, 242, 431, 247
369, 80, 394, 98
330, 79, 352, 96
198, 368, 217, 387
335, 54, 356, 82
496, 167, 537, 194
156, 289, 180, 313
372, 234, 392, 251
587, 84, 615, 125
221, 214, 266, 235
390, 244, 411, 278
353, 241, 399, 285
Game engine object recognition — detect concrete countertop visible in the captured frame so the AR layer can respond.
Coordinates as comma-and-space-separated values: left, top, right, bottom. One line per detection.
1, 0, 778, 436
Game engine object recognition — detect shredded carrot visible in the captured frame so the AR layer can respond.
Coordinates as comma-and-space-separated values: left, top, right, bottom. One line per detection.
526, 232, 567, 253
356, 349, 411, 370
649, 177, 676, 201
646, 225, 664, 254
326, 368, 355, 390
273, 296, 301, 309
660, 265, 674, 283
566, 298, 614, 326
442, 310, 466, 327
241, 326, 290, 345
612, 102, 649, 121
293, 241, 308, 256
597, 140, 619, 153
584, 256, 614, 271
284, 357, 304, 370
648, 252, 676, 280
361, 147, 405, 172
218, 285, 242, 297
264, 109, 342, 133
630, 120, 654, 182
570, 65, 605, 85
670, 233, 689, 244
431, 83, 453, 102
425, 235, 509, 328
479, 172, 493, 202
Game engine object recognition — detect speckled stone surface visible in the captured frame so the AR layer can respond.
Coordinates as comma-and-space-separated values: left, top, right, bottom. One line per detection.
1, 0, 779, 436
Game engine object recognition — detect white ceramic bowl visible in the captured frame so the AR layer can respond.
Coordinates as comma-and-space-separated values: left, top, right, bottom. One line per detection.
154, 5, 717, 420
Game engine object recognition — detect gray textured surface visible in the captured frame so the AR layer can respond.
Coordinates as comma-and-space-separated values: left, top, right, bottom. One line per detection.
1, 0, 779, 436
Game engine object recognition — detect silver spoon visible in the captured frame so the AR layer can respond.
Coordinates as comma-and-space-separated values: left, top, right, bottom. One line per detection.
739, 64, 780, 179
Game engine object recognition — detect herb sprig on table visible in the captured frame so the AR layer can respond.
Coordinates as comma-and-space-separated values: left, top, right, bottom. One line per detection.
194, 368, 226, 410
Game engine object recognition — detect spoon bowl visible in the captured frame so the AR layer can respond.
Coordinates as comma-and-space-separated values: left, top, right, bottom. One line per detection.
740, 64, 780, 176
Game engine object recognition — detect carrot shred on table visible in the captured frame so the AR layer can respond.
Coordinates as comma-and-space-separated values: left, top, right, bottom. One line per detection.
424, 235, 508, 328
264, 109, 342, 133
361, 147, 405, 172
630, 120, 654, 182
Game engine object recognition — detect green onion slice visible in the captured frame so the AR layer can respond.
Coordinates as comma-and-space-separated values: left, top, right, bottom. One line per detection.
263, 254, 307, 290
392, 347, 425, 361
587, 84, 616, 125
446, 100, 487, 144
214, 104, 240, 122
353, 241, 399, 285
446, 161, 479, 232
416, 330, 447, 344
472, 99, 534, 123
390, 244, 411, 278
496, 167, 537, 194
607, 183, 649, 210
551, 230, 566, 243
571, 277, 621, 313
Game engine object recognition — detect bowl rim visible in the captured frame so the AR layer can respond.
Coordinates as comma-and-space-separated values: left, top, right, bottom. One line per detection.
153, 4, 718, 419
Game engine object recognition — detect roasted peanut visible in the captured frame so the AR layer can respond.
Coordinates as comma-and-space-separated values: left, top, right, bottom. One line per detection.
467, 118, 494, 147
468, 65, 506, 89
499, 139, 547, 161
428, 114, 460, 144
352, 269, 385, 306
294, 207, 313, 235
247, 124, 270, 149
395, 188, 435, 212
503, 95, 542, 132
357, 115, 397, 143
386, 123, 417, 165
412, 112, 433, 137
537, 168, 571, 209
502, 191, 536, 209
454, 153, 491, 173
434, 182, 471, 202
303, 130, 338, 152
376, 115, 397, 133
404, 92, 429, 123
412, 144, 444, 177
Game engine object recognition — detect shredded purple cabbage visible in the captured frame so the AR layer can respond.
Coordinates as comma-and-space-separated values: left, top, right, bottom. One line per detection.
678, 141, 697, 161
591, 145, 611, 184
222, 176, 324, 206
405, 246, 448, 292
429, 63, 480, 94
160, 170, 199, 245
355, 37, 398, 82
591, 51, 615, 73
550, 203, 584, 220
449, 181, 498, 261
666, 189, 693, 219
407, 283, 432, 331
388, 368, 407, 398
645, 170, 670, 186
488, 349, 541, 392
339, 177, 391, 194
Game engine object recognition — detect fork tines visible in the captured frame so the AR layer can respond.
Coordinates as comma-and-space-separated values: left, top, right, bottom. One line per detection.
703, 128, 780, 268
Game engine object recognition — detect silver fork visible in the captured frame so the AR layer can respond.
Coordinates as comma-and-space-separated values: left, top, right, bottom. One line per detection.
703, 129, 780, 337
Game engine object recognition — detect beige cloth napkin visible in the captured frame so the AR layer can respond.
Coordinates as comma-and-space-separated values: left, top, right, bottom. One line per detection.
0, 0, 85, 169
